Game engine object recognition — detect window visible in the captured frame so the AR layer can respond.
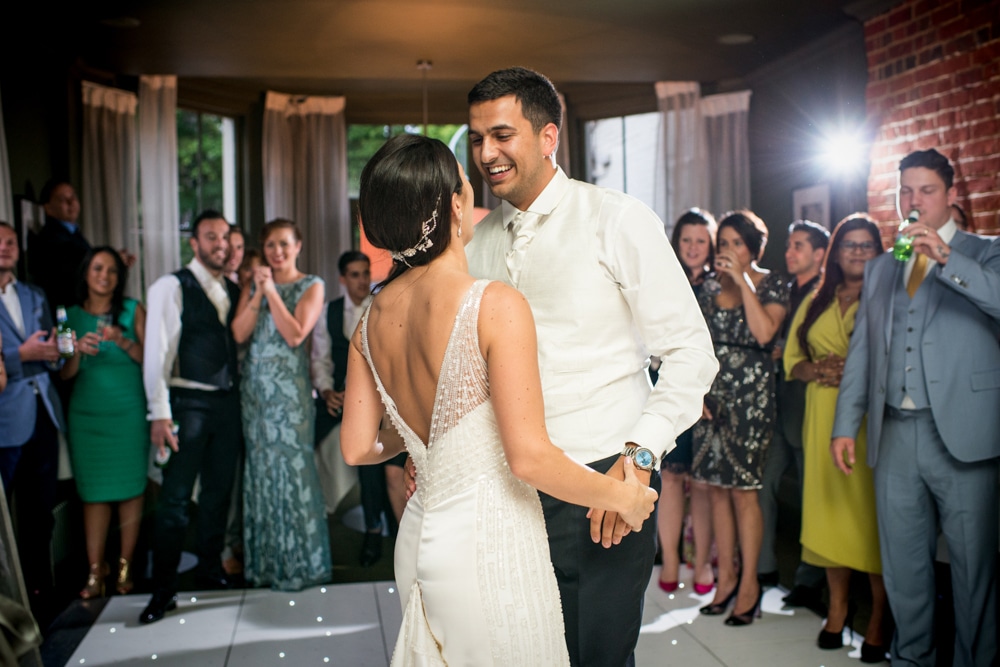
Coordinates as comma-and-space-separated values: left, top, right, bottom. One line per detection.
177, 110, 237, 263
347, 124, 469, 199
584, 112, 660, 210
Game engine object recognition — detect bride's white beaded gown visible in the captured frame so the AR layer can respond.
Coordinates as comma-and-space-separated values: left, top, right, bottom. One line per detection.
361, 279, 569, 666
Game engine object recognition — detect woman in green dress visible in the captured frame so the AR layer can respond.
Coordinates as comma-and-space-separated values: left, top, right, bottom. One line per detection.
784, 214, 889, 661
60, 247, 147, 599
232, 219, 331, 591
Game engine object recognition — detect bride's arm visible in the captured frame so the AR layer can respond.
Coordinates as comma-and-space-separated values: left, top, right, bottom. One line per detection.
481, 284, 656, 538
341, 333, 406, 465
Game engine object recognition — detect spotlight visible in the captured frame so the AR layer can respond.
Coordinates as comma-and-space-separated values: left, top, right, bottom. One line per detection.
817, 131, 868, 176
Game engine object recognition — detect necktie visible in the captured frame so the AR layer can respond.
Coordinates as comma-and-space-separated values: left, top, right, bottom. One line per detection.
506, 213, 537, 285
907, 252, 928, 298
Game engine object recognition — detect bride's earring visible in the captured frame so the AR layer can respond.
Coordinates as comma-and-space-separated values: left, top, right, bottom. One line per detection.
457, 212, 463, 238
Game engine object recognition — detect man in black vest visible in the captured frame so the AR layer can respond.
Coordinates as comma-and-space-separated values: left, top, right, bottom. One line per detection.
140, 211, 243, 624
311, 251, 397, 566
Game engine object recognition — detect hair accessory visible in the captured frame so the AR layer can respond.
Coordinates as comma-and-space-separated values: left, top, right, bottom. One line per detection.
390, 195, 440, 266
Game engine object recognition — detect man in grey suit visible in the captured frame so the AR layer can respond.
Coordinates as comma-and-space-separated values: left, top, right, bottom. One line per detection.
832, 148, 999, 667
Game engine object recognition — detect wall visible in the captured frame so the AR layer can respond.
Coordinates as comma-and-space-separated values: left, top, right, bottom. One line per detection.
865, 0, 1000, 235
745, 23, 870, 270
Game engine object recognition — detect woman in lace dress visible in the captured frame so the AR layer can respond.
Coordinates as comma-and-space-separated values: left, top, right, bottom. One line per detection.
232, 219, 331, 591
691, 210, 789, 626
341, 134, 657, 666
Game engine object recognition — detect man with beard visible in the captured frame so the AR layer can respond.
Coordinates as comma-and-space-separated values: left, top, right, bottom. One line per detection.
140, 210, 243, 624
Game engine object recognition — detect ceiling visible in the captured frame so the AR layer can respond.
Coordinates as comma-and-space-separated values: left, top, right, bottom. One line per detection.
16, 0, 895, 122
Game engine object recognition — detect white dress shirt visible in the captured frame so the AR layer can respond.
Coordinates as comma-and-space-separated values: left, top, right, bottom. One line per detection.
467, 167, 719, 466
0, 277, 25, 337
143, 259, 232, 421
310, 292, 372, 393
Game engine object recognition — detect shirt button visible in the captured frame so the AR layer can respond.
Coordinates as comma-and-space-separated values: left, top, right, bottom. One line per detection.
905, 366, 912, 372
906, 347, 912, 352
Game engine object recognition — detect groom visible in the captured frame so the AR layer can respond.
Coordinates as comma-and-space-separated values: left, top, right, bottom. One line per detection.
465, 67, 718, 666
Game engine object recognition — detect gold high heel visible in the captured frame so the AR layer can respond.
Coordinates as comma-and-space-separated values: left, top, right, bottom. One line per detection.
116, 557, 133, 595
80, 562, 108, 599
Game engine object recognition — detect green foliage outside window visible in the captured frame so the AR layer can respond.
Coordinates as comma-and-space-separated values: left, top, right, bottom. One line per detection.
177, 110, 225, 265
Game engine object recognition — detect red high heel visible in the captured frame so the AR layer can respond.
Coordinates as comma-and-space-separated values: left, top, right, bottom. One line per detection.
693, 580, 715, 595
658, 579, 679, 593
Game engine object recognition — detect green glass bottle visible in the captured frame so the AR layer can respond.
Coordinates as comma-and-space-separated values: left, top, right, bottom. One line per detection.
892, 209, 920, 261
55, 306, 75, 359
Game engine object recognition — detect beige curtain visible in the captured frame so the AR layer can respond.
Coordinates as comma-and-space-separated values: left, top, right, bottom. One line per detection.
701, 91, 753, 218
138, 75, 181, 293
81, 81, 140, 299
654, 82, 709, 233
262, 92, 350, 289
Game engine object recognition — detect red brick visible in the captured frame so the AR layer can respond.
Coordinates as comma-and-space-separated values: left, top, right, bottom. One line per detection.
955, 67, 983, 87
889, 40, 914, 58
889, 5, 913, 27
914, 0, 937, 17
889, 72, 917, 93
965, 101, 995, 122
938, 19, 970, 42
942, 126, 971, 144
942, 89, 971, 109
865, 16, 889, 39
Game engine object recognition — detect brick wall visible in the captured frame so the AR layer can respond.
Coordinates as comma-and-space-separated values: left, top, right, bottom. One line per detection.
865, 0, 1000, 237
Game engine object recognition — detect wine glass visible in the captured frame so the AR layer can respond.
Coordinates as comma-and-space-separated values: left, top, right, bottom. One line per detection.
95, 313, 112, 348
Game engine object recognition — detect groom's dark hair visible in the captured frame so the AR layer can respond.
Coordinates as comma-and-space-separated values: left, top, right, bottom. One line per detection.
899, 149, 954, 189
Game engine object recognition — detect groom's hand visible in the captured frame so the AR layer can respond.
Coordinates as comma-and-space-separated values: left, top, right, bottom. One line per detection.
588, 456, 651, 548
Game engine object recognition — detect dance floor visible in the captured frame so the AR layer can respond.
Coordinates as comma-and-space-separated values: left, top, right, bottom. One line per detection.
57, 566, 874, 666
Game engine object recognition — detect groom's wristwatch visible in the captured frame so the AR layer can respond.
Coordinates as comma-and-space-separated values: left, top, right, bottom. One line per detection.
621, 444, 656, 472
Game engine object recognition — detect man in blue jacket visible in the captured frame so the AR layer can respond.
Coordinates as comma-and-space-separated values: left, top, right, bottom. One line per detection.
0, 221, 65, 629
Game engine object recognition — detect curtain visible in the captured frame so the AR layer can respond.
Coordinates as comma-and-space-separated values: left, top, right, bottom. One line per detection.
0, 86, 12, 225
138, 75, 180, 294
701, 91, 752, 218
81, 81, 140, 300
654, 82, 708, 234
262, 92, 350, 290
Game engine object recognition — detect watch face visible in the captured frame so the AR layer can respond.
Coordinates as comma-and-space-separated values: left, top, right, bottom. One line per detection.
635, 449, 654, 469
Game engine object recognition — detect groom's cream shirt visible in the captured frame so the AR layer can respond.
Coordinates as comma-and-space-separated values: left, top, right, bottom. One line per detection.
467, 168, 718, 467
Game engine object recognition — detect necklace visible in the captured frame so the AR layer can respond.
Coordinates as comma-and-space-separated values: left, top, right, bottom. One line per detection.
837, 286, 860, 303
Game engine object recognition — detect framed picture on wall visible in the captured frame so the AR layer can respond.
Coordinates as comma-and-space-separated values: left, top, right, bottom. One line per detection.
792, 183, 831, 228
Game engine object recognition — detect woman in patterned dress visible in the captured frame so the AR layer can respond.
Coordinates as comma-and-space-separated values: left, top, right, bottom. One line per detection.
692, 210, 789, 625
232, 219, 331, 591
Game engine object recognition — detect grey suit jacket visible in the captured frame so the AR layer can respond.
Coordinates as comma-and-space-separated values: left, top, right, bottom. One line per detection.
833, 231, 1000, 465
0, 281, 65, 447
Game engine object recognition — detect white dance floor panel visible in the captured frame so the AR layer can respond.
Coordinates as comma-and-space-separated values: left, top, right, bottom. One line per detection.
65, 569, 871, 666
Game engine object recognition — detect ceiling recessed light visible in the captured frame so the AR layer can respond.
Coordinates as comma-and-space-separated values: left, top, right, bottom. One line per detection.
717, 33, 755, 45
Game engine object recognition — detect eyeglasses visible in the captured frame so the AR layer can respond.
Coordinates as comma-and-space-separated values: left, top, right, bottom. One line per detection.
841, 241, 878, 253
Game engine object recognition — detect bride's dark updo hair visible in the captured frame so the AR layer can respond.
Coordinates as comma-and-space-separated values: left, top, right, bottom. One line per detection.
359, 134, 463, 289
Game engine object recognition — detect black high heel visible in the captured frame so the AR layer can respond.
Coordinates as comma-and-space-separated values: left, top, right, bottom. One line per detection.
859, 642, 888, 663
699, 585, 738, 616
724, 584, 763, 626
817, 601, 856, 649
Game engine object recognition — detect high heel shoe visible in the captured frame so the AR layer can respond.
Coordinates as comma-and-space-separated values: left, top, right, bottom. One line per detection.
80, 562, 109, 599
116, 557, 133, 595
817, 601, 856, 649
658, 579, 679, 593
860, 642, 889, 663
699, 585, 737, 615
724, 584, 763, 626
693, 580, 715, 595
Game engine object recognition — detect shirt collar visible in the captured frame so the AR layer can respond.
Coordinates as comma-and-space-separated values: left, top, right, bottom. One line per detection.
938, 218, 958, 244
59, 220, 80, 234
0, 274, 17, 295
502, 166, 569, 230
187, 258, 225, 287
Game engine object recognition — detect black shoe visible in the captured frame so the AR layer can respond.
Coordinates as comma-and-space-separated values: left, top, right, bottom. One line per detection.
699, 586, 738, 616
860, 642, 888, 663
782, 584, 827, 617
757, 570, 780, 588
138, 590, 178, 625
817, 602, 855, 649
724, 585, 763, 626
359, 531, 382, 567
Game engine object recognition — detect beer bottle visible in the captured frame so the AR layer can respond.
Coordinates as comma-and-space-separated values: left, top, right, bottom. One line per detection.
56, 306, 75, 359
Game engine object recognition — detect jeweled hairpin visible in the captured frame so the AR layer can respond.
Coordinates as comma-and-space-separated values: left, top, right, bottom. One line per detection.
390, 195, 440, 266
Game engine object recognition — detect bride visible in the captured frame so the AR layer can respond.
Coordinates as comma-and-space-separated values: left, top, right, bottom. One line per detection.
341, 134, 657, 666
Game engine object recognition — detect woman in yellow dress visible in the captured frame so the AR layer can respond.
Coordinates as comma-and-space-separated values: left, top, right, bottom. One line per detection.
784, 214, 889, 663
